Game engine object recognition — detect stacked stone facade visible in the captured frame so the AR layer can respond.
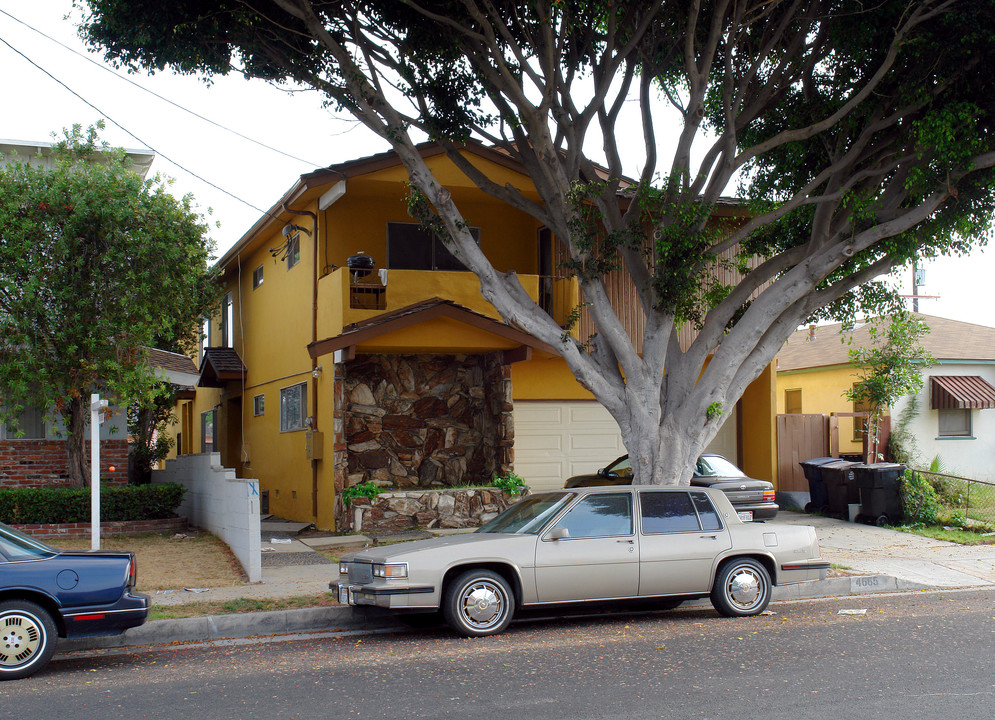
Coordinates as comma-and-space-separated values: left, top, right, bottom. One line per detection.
340, 352, 514, 491
348, 487, 523, 532
0, 439, 129, 487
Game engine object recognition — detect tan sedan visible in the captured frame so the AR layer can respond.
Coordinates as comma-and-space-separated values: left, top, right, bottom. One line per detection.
334, 486, 827, 637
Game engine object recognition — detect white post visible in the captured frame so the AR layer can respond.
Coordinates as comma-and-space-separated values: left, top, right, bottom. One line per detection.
90, 393, 108, 550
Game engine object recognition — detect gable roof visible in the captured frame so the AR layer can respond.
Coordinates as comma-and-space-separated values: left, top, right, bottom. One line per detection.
307, 297, 555, 359
777, 314, 995, 372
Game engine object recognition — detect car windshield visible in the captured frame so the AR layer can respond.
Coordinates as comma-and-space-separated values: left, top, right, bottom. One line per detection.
0, 522, 57, 561
477, 493, 574, 535
696, 455, 747, 478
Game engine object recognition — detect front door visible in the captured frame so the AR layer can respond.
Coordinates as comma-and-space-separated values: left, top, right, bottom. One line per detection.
534, 492, 638, 602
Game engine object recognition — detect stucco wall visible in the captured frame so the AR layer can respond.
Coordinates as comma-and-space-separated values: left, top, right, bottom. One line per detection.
892, 365, 995, 482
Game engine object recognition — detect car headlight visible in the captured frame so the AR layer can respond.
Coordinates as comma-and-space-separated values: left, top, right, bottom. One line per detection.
338, 561, 350, 575
372, 562, 408, 579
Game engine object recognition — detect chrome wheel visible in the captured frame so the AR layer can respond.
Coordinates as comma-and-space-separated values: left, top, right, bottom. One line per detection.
443, 570, 514, 637
710, 559, 771, 617
0, 601, 57, 680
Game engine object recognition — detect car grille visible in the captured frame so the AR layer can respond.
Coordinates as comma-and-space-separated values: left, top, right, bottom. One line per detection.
348, 563, 374, 584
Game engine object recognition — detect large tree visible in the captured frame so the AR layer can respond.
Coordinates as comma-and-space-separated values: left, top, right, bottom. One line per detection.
78, 1, 995, 485
0, 124, 216, 486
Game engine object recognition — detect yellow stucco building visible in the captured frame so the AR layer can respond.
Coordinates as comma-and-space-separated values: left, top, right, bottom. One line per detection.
177, 144, 779, 528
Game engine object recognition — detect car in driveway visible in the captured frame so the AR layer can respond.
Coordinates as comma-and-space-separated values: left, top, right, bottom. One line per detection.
565, 453, 779, 521
0, 522, 149, 680
334, 486, 827, 637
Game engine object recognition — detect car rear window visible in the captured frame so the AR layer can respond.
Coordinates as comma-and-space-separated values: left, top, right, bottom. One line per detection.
0, 522, 57, 561
640, 491, 723, 533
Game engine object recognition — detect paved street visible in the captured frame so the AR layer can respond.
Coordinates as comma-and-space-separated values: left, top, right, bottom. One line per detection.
5, 589, 993, 720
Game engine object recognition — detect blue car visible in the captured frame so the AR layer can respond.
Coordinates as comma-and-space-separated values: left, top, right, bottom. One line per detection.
0, 521, 149, 680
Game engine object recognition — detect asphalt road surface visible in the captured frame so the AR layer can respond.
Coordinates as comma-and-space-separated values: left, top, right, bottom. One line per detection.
3, 589, 993, 720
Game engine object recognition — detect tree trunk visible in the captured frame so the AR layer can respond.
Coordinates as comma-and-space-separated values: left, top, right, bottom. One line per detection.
64, 397, 89, 487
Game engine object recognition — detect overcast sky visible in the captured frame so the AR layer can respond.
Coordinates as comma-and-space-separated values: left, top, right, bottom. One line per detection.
2, 1, 991, 328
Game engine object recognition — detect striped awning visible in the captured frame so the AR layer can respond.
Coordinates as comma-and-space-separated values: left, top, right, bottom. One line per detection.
930, 375, 995, 410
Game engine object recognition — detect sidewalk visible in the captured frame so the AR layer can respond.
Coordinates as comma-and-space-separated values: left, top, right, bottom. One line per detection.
60, 512, 995, 653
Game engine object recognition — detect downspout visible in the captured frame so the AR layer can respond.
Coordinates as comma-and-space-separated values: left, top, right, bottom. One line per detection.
283, 203, 320, 518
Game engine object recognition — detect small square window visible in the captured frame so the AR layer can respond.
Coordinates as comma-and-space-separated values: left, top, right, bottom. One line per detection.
280, 382, 307, 432
253, 394, 265, 416
938, 408, 971, 437
784, 388, 802, 414
287, 234, 301, 269
252, 266, 264, 289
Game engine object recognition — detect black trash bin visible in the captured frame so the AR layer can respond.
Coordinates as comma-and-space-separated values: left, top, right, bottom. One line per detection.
798, 457, 838, 514
853, 463, 906, 526
819, 460, 860, 519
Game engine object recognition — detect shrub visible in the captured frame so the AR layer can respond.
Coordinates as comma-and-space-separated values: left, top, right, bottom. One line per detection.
901, 470, 941, 525
341, 481, 382, 506
492, 472, 528, 496
0, 483, 186, 524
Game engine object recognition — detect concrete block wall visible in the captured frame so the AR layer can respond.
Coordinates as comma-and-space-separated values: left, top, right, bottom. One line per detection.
153, 453, 262, 582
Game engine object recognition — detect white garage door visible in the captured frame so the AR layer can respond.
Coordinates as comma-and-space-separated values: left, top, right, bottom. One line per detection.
514, 401, 626, 492
514, 400, 738, 492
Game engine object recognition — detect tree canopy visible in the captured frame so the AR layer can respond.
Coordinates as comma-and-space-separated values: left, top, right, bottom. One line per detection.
77, 1, 995, 484
0, 124, 217, 486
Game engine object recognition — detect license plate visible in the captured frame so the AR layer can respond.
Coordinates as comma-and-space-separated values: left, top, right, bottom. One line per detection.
738, 510, 754, 522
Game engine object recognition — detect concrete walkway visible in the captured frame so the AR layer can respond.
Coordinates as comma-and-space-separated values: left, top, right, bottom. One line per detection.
61, 513, 995, 654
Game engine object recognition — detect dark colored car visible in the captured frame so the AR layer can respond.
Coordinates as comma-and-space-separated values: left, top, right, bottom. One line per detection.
0, 522, 149, 680
565, 453, 779, 521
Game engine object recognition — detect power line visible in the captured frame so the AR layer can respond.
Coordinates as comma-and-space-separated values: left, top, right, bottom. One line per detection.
0, 33, 272, 217
0, 7, 324, 168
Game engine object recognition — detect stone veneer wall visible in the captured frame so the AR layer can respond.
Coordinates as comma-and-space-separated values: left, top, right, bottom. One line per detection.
348, 487, 523, 532
0, 439, 129, 487
341, 353, 513, 491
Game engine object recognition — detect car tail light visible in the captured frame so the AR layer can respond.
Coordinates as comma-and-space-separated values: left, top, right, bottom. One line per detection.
129, 555, 138, 588
763, 490, 776, 503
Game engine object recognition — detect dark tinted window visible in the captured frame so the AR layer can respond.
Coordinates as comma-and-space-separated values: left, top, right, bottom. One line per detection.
691, 492, 722, 531
640, 492, 700, 533
555, 493, 633, 538
386, 222, 479, 271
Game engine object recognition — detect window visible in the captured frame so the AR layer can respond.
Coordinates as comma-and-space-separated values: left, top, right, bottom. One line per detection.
253, 394, 265, 416
200, 317, 210, 361
252, 265, 264, 289
938, 408, 972, 437
201, 409, 216, 453
554, 493, 633, 538
784, 388, 802, 414
286, 233, 301, 269
280, 382, 307, 432
640, 491, 722, 533
220, 293, 234, 348
386, 221, 480, 271
3, 403, 45, 440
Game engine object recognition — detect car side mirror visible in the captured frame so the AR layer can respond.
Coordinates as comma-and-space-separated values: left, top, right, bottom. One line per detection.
597, 468, 607, 477
548, 527, 570, 540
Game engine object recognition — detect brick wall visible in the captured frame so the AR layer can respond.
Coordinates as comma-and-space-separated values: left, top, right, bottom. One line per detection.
0, 439, 129, 487
12, 516, 190, 539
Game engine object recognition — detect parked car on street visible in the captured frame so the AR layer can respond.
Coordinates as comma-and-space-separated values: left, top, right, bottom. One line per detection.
334, 486, 826, 637
0, 522, 149, 680
565, 453, 779, 521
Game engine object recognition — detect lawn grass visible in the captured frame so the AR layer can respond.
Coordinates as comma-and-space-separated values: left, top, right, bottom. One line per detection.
896, 524, 995, 545
46, 532, 245, 591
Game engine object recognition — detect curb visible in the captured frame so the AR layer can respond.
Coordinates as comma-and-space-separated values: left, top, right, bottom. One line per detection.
58, 574, 939, 653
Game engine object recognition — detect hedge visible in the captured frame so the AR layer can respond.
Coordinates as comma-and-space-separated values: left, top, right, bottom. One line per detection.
0, 484, 186, 525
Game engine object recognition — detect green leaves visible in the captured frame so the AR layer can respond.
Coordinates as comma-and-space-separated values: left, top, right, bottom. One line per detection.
0, 124, 217, 484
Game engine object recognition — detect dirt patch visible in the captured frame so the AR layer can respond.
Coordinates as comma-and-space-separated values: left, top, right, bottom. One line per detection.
46, 532, 245, 591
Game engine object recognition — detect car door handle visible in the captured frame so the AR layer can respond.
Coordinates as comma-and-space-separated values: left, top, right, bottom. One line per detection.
699, 534, 719, 540
616, 539, 634, 544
